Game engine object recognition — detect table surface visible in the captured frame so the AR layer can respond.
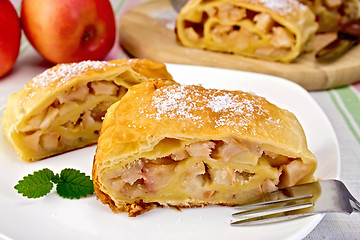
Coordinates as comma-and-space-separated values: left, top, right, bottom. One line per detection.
3, 0, 360, 239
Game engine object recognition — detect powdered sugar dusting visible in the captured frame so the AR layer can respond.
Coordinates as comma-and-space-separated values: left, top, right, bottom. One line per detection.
208, 92, 255, 115
148, 84, 283, 132
30, 60, 119, 88
151, 85, 203, 122
254, 0, 306, 15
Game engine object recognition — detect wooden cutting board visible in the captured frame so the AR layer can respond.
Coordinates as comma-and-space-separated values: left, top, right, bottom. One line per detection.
119, 0, 360, 90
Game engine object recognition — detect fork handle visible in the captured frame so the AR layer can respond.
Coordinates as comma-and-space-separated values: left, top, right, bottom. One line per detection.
341, 181, 360, 212
351, 200, 360, 212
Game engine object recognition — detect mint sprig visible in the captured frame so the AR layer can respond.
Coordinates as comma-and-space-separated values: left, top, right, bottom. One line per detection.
14, 168, 94, 199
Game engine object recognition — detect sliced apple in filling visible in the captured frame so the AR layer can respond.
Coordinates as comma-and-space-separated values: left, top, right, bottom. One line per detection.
1, 59, 173, 161
98, 138, 314, 217
92, 80, 317, 216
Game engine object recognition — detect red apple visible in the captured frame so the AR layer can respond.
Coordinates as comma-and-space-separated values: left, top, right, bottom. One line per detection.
21, 0, 116, 64
0, 0, 21, 78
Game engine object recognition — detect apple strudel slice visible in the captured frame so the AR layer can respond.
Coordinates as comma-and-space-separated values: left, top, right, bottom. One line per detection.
92, 80, 317, 217
298, 0, 359, 32
1, 59, 173, 162
175, 0, 318, 62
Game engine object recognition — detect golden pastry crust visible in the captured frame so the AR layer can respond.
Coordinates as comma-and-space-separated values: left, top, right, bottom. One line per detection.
298, 0, 359, 32
1, 59, 173, 161
93, 80, 317, 216
175, 0, 318, 62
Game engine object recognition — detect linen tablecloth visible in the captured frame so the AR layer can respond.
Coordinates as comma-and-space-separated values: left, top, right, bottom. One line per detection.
3, 0, 360, 239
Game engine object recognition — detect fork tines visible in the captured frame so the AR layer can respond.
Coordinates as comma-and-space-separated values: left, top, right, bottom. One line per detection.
230, 180, 360, 226
231, 194, 314, 226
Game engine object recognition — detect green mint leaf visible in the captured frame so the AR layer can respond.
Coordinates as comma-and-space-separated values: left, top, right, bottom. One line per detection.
14, 168, 54, 198
56, 168, 94, 199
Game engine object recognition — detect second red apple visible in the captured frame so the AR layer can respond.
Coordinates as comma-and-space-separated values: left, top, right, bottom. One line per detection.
0, 0, 21, 78
21, 0, 116, 64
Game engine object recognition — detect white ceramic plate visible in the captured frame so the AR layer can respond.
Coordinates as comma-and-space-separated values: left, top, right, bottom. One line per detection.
0, 64, 340, 240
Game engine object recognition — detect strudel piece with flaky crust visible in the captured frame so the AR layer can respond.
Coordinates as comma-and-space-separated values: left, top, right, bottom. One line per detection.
2, 59, 172, 161
175, 0, 318, 62
92, 80, 317, 217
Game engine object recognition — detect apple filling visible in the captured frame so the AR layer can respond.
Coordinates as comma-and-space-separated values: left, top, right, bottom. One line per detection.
182, 2, 296, 58
103, 138, 312, 205
18, 80, 127, 155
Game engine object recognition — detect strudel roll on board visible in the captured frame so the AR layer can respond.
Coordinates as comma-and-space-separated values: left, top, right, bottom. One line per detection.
175, 0, 318, 62
298, 0, 359, 32
93, 80, 317, 217
1, 59, 172, 162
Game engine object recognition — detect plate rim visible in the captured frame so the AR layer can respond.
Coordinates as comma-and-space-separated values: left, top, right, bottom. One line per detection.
0, 63, 340, 240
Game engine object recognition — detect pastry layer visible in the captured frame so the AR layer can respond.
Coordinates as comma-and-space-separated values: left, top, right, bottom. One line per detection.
175, 0, 318, 62
92, 80, 317, 216
1, 59, 173, 161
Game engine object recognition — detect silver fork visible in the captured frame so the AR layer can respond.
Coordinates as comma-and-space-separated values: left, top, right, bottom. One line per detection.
231, 179, 360, 226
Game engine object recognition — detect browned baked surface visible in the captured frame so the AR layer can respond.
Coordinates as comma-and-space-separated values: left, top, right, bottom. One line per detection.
93, 79, 317, 216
